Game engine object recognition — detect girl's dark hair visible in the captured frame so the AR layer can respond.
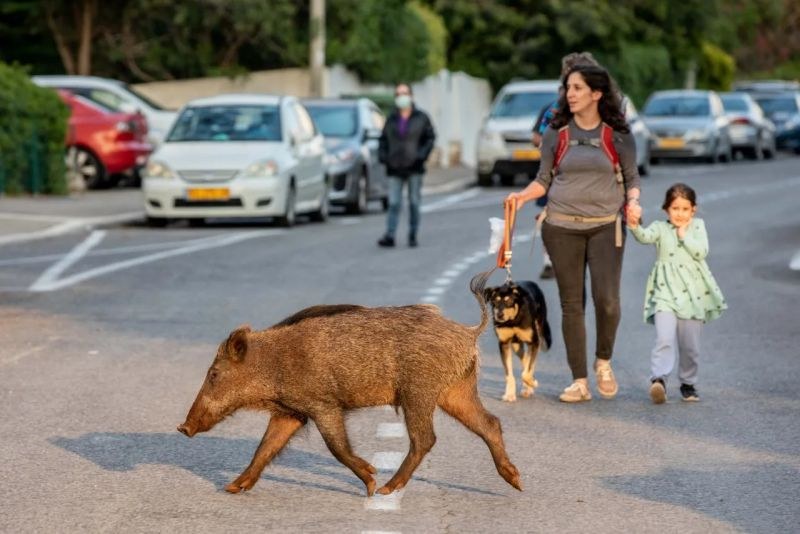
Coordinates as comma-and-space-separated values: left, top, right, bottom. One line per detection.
551, 65, 629, 133
662, 183, 697, 210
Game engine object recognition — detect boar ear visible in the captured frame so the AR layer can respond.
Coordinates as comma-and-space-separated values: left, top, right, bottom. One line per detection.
226, 325, 251, 361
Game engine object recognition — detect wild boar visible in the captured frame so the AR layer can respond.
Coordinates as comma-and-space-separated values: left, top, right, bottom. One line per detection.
177, 270, 521, 496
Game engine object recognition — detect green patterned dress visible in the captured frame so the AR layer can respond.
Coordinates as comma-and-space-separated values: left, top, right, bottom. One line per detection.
630, 218, 727, 324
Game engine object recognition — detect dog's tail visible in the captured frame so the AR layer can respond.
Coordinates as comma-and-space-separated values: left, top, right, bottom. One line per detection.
539, 294, 553, 351
469, 268, 495, 337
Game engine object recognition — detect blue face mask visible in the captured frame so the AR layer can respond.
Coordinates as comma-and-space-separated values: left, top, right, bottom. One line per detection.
395, 95, 412, 109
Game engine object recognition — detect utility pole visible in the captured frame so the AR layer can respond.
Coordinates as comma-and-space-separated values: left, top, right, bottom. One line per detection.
309, 0, 326, 97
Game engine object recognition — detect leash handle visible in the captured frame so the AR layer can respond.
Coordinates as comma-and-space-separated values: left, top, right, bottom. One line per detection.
497, 199, 516, 269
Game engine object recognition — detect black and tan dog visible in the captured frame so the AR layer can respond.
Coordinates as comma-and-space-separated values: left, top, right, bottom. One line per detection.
484, 280, 552, 402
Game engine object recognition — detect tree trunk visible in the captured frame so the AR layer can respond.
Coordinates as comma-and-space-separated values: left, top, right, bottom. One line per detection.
44, 3, 75, 74
77, 0, 96, 75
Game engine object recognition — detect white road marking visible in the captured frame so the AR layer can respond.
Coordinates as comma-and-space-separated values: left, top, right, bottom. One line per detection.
0, 211, 142, 247
28, 230, 280, 292
372, 452, 404, 471
376, 423, 406, 439
421, 188, 480, 214
29, 230, 107, 292
790, 250, 800, 271
0, 344, 48, 366
364, 490, 406, 511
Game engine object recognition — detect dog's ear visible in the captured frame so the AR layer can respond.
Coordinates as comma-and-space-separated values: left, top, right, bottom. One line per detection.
484, 287, 495, 301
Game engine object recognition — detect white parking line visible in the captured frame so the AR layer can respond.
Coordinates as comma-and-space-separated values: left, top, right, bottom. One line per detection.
28, 230, 281, 292
790, 250, 800, 271
376, 423, 406, 439
29, 230, 107, 292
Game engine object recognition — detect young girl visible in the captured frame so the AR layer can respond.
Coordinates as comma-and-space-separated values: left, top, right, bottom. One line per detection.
627, 183, 727, 404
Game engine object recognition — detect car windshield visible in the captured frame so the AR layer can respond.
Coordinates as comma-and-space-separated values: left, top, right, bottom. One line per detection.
491, 91, 557, 118
721, 96, 749, 112
754, 96, 799, 114
305, 105, 358, 137
167, 105, 281, 142
644, 96, 710, 117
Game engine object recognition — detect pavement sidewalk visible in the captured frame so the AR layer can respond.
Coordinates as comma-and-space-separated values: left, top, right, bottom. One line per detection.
0, 165, 475, 247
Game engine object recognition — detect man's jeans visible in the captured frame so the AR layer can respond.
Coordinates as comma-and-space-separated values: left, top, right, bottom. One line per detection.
385, 174, 422, 238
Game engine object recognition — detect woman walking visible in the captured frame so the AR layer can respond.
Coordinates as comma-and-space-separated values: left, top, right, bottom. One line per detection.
505, 64, 641, 402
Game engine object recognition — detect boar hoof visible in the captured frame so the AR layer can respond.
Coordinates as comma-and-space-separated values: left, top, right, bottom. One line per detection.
376, 481, 404, 495
499, 463, 523, 491
225, 473, 257, 494
365, 477, 376, 496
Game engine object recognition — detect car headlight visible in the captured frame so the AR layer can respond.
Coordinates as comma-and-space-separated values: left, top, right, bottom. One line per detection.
144, 160, 175, 179
324, 148, 356, 166
479, 129, 503, 145
241, 160, 279, 178
784, 115, 800, 130
685, 128, 711, 142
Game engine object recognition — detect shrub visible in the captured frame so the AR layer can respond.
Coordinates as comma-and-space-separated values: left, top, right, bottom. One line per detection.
697, 42, 736, 91
0, 61, 69, 195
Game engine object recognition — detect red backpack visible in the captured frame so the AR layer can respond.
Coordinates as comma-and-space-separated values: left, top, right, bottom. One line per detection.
552, 123, 623, 185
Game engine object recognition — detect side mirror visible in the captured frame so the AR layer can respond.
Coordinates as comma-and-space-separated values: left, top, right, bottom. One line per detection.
363, 128, 381, 141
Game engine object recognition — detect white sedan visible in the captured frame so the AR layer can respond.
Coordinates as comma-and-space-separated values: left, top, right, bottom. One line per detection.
143, 94, 328, 227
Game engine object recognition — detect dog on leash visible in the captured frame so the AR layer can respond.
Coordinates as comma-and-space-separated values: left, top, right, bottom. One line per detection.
484, 280, 552, 402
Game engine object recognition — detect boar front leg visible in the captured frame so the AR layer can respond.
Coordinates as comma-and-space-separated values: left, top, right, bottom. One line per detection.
377, 398, 437, 495
225, 413, 307, 494
313, 410, 377, 496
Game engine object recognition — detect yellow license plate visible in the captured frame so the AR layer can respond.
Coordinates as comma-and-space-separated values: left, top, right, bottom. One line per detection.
187, 188, 230, 201
512, 148, 541, 160
658, 137, 685, 149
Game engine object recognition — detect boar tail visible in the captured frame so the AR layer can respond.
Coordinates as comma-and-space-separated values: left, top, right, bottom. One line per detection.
469, 268, 495, 337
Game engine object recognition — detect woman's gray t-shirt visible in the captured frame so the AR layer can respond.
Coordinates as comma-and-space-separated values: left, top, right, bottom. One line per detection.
534, 120, 640, 229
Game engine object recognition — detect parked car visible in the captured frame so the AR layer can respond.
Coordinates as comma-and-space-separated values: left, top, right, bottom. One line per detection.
733, 79, 800, 93
719, 92, 776, 159
751, 92, 800, 153
621, 96, 653, 176
642, 90, 733, 163
476, 80, 560, 186
58, 90, 152, 189
33, 75, 177, 146
142, 94, 327, 227
302, 97, 389, 213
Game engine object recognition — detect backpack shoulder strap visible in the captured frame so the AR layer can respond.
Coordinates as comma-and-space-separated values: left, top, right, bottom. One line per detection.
552, 125, 570, 176
600, 123, 623, 184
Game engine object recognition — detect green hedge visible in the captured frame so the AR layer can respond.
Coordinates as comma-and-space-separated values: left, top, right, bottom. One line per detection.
0, 61, 69, 195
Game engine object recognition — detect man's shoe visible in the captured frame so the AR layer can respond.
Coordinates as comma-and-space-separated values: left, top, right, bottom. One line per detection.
377, 235, 395, 248
680, 383, 700, 402
409, 235, 418, 247
539, 264, 554, 279
594, 359, 618, 399
559, 380, 592, 403
649, 378, 666, 404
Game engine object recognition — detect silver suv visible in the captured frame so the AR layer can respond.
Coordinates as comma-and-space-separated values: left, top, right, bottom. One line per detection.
476, 80, 559, 186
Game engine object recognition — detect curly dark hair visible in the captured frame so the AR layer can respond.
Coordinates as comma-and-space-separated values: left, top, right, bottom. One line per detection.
550, 64, 629, 133
662, 183, 697, 210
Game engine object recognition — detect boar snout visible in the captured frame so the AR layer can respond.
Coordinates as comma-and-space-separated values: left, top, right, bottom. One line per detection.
177, 423, 196, 437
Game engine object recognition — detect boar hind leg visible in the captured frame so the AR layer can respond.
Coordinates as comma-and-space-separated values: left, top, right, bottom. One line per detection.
225, 413, 306, 494
377, 398, 437, 495
314, 410, 377, 496
437, 378, 523, 491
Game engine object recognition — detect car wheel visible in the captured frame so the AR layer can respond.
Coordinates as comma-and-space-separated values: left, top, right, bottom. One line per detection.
381, 196, 389, 211
638, 148, 651, 176
499, 174, 515, 187
347, 172, 368, 214
188, 218, 205, 227
477, 172, 493, 187
276, 184, 296, 227
146, 216, 168, 228
310, 182, 329, 222
67, 147, 107, 189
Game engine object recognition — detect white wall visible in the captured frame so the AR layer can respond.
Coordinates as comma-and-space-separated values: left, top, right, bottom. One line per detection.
133, 65, 492, 168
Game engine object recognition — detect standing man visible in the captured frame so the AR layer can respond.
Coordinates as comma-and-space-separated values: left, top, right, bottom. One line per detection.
377, 83, 436, 248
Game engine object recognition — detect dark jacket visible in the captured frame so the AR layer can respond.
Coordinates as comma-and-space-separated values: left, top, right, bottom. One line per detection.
378, 106, 436, 178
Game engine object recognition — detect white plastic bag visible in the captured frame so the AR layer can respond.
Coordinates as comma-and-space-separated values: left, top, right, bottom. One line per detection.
488, 217, 506, 254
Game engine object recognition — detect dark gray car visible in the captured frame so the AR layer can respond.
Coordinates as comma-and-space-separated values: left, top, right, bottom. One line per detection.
303, 98, 389, 213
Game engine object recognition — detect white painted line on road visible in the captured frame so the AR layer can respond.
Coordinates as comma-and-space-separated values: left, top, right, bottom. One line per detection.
372, 452, 404, 471
364, 490, 405, 511
0, 344, 48, 366
421, 188, 480, 214
29, 230, 106, 292
0, 211, 143, 247
376, 423, 406, 439
790, 250, 800, 271
29, 230, 280, 292
0, 212, 72, 223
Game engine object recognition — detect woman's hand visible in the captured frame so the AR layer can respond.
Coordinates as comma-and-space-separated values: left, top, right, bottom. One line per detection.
505, 191, 527, 210
626, 202, 642, 227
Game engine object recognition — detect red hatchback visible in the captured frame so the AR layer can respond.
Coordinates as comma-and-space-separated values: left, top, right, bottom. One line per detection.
58, 90, 152, 188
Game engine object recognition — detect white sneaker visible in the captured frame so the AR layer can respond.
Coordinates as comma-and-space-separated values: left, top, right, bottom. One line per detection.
559, 381, 592, 403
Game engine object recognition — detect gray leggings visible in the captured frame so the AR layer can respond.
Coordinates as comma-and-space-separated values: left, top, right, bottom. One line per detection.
541, 221, 624, 380
651, 311, 703, 385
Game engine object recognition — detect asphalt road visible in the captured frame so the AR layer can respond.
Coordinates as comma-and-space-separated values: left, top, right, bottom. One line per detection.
1, 156, 799, 533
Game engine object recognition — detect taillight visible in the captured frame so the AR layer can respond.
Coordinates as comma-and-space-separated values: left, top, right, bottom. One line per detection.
731, 117, 751, 125
115, 120, 137, 141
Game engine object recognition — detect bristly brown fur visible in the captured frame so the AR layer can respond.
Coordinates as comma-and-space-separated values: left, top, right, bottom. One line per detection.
178, 269, 521, 496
